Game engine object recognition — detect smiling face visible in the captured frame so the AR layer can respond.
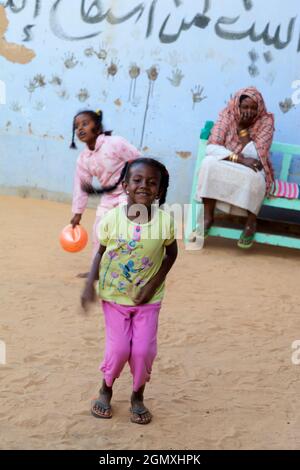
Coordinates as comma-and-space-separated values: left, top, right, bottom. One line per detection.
74, 113, 100, 148
122, 163, 162, 208
239, 96, 258, 127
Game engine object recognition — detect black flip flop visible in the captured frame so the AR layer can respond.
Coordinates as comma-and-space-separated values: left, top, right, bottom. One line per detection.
91, 398, 112, 419
130, 405, 152, 425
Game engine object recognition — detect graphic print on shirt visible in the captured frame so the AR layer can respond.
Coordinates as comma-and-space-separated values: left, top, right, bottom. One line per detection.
100, 225, 154, 293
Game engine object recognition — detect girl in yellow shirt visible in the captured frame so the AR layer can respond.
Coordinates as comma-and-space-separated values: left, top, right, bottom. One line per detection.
81, 158, 178, 425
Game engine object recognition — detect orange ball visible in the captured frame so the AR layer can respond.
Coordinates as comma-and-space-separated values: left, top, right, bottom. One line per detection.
59, 224, 88, 253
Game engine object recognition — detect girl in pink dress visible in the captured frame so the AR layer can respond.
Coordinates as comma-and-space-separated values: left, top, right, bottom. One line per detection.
69, 110, 140, 261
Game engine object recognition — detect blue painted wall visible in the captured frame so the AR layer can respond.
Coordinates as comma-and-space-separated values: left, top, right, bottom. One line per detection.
1, 0, 300, 204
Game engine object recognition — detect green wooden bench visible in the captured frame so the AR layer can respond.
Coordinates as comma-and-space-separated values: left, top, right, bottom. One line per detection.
185, 121, 300, 249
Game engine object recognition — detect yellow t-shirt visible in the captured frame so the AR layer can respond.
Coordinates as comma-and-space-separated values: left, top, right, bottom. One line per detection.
98, 205, 175, 305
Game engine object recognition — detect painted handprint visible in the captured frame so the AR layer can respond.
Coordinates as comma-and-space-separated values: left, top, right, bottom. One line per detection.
191, 85, 207, 109
168, 68, 184, 87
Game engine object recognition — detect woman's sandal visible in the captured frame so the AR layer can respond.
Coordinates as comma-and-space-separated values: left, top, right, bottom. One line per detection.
237, 228, 256, 249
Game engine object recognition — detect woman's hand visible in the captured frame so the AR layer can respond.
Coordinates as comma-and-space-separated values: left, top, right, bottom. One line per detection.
70, 213, 82, 228
81, 282, 97, 312
133, 281, 157, 306
239, 155, 263, 172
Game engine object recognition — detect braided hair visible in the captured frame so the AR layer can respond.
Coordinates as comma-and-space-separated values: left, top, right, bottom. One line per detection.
70, 109, 112, 149
81, 157, 169, 206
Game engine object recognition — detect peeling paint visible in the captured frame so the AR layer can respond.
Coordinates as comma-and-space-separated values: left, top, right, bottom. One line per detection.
176, 151, 192, 159
0, 6, 35, 64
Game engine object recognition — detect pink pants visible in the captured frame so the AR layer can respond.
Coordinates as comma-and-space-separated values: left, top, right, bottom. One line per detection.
100, 300, 161, 392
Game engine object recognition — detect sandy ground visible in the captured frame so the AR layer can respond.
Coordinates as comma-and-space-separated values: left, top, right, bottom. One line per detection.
1, 194, 300, 450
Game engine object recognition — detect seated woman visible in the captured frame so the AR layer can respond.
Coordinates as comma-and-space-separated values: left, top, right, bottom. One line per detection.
196, 87, 274, 248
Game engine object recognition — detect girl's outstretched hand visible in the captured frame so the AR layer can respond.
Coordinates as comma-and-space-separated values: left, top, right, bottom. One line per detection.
81, 282, 97, 312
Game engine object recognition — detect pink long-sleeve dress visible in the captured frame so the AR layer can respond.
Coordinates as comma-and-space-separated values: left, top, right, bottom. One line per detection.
72, 134, 140, 256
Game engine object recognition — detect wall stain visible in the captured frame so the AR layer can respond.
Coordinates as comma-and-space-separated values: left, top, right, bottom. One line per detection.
176, 151, 192, 159
114, 98, 122, 107
0, 6, 35, 63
